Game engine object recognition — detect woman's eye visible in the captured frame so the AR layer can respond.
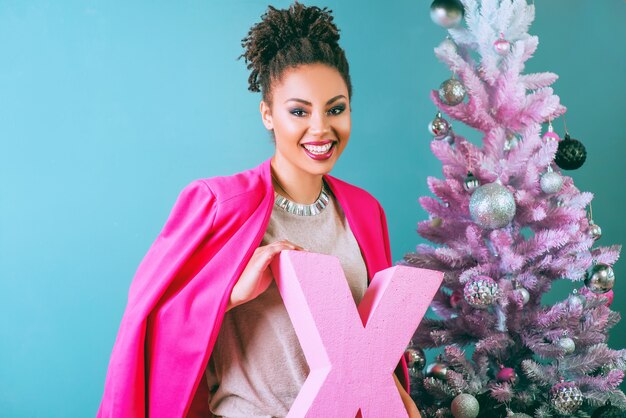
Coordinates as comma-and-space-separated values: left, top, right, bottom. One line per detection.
328, 105, 346, 115
290, 108, 307, 117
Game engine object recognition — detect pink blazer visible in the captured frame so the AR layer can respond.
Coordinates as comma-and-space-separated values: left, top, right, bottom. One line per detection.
97, 156, 409, 418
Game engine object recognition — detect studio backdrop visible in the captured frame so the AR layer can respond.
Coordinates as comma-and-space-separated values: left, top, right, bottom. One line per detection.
0, 1, 624, 416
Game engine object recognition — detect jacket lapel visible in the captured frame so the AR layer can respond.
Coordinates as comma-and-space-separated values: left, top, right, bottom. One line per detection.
323, 174, 384, 285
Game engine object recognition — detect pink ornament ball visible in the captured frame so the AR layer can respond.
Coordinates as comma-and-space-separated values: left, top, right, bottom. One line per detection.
496, 366, 517, 384
542, 131, 561, 142
450, 289, 463, 308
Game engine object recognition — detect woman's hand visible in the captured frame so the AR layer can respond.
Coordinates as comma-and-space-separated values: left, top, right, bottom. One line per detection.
393, 373, 422, 418
226, 239, 305, 311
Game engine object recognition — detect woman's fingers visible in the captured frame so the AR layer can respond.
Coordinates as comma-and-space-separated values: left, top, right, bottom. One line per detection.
227, 239, 307, 310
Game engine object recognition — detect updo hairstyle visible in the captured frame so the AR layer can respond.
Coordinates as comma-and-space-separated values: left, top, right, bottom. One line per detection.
239, 1, 352, 107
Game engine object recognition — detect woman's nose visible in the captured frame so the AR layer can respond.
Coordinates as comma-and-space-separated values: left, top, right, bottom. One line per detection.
309, 111, 330, 135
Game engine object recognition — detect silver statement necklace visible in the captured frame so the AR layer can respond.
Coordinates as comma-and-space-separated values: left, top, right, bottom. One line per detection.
271, 173, 330, 216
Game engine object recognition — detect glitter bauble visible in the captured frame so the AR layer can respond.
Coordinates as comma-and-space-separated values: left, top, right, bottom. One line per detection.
426, 362, 449, 380
558, 337, 576, 354
464, 276, 500, 309
469, 182, 516, 229
540, 170, 564, 194
515, 287, 530, 305
555, 133, 587, 170
430, 0, 464, 28
439, 77, 467, 106
507, 413, 532, 418
451, 393, 480, 418
542, 123, 561, 142
585, 263, 615, 294
496, 366, 517, 384
550, 382, 583, 415
429, 111, 451, 136
591, 400, 625, 418
494, 35, 510, 55
589, 221, 602, 241
405, 346, 426, 375
463, 172, 480, 192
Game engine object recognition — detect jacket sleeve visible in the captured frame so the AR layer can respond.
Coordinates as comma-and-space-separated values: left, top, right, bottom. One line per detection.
377, 200, 411, 393
97, 179, 217, 418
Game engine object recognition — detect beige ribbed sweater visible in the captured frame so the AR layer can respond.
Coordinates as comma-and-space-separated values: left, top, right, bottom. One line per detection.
205, 185, 368, 418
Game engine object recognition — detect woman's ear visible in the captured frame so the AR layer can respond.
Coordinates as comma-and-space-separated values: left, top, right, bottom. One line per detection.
260, 100, 274, 130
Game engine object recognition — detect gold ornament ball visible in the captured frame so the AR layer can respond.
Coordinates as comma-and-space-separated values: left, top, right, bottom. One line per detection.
438, 77, 466, 106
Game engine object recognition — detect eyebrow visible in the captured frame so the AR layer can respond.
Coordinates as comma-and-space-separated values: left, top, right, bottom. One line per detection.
284, 95, 347, 105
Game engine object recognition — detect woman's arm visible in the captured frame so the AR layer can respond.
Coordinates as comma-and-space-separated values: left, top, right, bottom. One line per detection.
393, 373, 422, 418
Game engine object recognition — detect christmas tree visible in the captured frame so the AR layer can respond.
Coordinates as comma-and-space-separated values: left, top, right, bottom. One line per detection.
401, 1, 626, 417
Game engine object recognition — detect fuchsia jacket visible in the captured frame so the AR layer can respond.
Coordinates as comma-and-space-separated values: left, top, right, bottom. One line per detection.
97, 156, 409, 418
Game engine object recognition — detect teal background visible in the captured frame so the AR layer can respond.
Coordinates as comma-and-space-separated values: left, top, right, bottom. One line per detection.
1, 1, 624, 416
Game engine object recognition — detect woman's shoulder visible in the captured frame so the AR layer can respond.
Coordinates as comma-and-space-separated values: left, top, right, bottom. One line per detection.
187, 159, 269, 205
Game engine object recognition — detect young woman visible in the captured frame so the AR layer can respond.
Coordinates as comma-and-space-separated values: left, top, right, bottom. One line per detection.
97, 2, 420, 417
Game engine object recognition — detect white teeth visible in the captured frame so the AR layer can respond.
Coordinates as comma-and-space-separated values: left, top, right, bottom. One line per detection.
303, 142, 333, 154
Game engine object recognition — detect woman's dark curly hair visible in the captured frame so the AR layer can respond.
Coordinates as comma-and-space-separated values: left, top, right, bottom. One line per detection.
239, 1, 352, 107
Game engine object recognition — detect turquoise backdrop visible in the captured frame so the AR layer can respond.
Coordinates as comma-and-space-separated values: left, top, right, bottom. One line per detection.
1, 1, 624, 416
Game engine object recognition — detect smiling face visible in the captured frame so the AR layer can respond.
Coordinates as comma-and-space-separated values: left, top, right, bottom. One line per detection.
260, 63, 351, 180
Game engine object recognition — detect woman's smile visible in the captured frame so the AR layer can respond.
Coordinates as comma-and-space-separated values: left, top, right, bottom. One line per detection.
301, 140, 337, 160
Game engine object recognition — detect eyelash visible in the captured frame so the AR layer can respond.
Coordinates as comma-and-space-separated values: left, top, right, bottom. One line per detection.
290, 105, 346, 117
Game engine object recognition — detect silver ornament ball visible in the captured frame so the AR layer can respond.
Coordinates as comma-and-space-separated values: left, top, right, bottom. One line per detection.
558, 337, 576, 354
469, 182, 517, 229
464, 276, 500, 309
405, 346, 426, 375
507, 413, 532, 418
540, 171, 564, 194
504, 134, 519, 151
429, 111, 451, 136
430, 0, 464, 28
550, 382, 583, 415
588, 221, 602, 241
435, 127, 456, 145
451, 393, 480, 418
439, 77, 467, 106
426, 362, 449, 380
585, 263, 615, 294
515, 287, 530, 305
568, 292, 587, 309
463, 172, 480, 192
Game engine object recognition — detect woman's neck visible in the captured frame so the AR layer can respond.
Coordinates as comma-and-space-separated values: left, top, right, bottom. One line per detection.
270, 156, 324, 205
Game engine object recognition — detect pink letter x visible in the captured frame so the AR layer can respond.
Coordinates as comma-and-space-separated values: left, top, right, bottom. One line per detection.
270, 251, 442, 418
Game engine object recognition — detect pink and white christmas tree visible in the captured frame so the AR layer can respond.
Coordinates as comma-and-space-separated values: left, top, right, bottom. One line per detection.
401, 1, 625, 417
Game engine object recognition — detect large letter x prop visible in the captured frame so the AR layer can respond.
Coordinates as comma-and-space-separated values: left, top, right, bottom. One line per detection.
270, 250, 443, 418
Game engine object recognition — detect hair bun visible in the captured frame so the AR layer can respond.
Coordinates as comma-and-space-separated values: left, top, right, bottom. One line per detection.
240, 1, 344, 94
266, 3, 340, 51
